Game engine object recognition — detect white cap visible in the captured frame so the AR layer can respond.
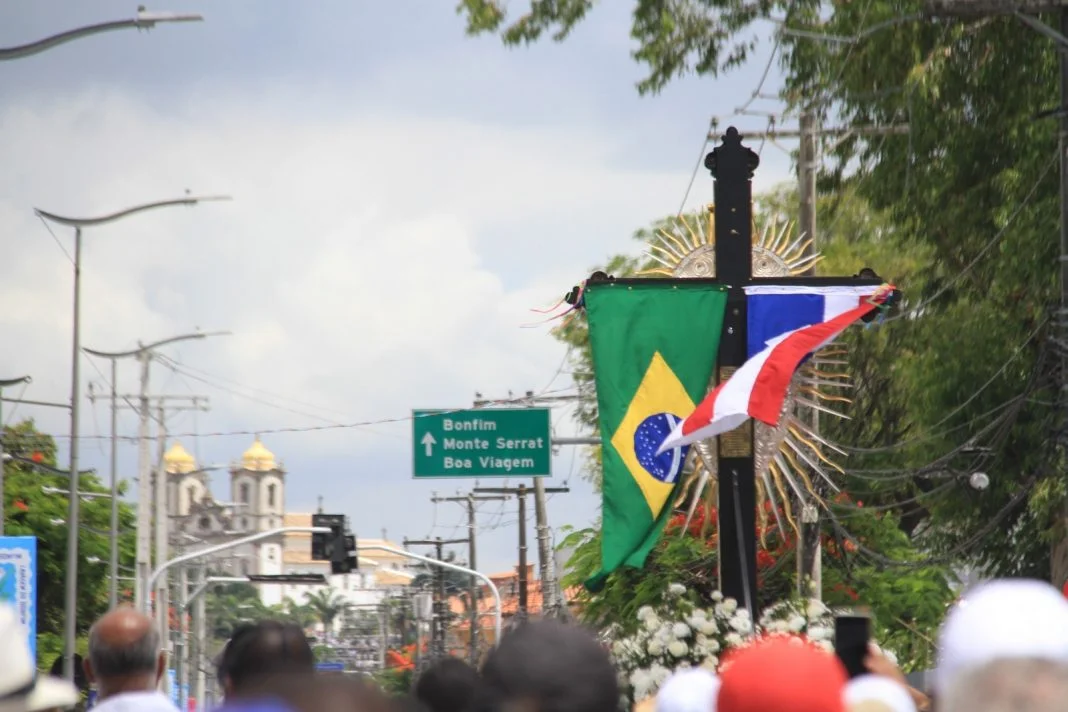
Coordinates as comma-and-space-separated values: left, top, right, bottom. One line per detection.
844, 675, 915, 712
656, 668, 721, 712
0, 604, 79, 712
934, 578, 1068, 695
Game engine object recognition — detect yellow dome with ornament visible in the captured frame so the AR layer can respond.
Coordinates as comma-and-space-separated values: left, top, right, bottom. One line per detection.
163, 441, 197, 474
241, 437, 277, 472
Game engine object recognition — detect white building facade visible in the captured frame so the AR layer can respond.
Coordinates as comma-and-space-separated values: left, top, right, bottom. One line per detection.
164, 439, 416, 611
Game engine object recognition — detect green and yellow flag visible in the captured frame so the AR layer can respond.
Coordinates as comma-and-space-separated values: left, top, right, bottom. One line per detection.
584, 280, 727, 590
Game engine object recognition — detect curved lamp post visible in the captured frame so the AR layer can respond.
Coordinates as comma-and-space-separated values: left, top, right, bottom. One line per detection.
0, 375, 32, 536
35, 194, 231, 682
0, 9, 203, 61
85, 331, 229, 610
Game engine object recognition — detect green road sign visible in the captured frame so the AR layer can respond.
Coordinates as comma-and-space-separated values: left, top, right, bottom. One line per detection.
412, 408, 552, 478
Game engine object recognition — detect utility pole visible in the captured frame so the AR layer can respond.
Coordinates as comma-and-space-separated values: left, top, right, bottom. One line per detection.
474, 484, 570, 619
94, 392, 208, 620
156, 403, 168, 639
432, 492, 508, 664
472, 390, 580, 617
403, 537, 468, 659
84, 330, 227, 609
797, 110, 822, 600
0, 375, 32, 536
137, 352, 152, 607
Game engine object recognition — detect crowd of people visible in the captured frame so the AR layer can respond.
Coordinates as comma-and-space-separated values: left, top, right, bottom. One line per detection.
4, 577, 1068, 712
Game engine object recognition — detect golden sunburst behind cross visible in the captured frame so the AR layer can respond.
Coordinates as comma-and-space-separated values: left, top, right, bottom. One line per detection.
637, 206, 853, 546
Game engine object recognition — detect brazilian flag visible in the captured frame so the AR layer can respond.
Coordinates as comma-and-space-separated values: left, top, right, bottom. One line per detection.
584, 280, 727, 590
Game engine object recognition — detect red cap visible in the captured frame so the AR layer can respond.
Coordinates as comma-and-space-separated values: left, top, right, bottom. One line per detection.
717, 636, 847, 712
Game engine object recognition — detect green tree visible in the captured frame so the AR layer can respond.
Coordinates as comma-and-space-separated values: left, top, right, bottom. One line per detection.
460, 0, 1064, 581
1, 419, 136, 666
456, 0, 791, 95
303, 588, 354, 631
281, 597, 318, 629
205, 581, 277, 639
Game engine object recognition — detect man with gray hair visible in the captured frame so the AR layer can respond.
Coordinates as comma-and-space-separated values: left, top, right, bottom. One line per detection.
83, 607, 178, 712
940, 658, 1068, 712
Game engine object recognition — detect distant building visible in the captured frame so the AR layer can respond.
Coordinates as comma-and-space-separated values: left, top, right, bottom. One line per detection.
280, 514, 417, 613
447, 565, 581, 652
164, 438, 416, 612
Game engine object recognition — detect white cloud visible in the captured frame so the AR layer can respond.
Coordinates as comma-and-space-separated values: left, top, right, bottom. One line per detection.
0, 76, 794, 571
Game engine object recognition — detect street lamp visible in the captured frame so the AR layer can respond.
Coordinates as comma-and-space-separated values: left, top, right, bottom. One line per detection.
0, 375, 32, 536
85, 332, 230, 610
2, 452, 95, 477
41, 485, 112, 499
0, 8, 203, 61
35, 193, 231, 682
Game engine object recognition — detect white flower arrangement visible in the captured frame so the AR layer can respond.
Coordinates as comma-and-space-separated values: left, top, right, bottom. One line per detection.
610, 586, 897, 704
611, 584, 750, 703
757, 597, 835, 652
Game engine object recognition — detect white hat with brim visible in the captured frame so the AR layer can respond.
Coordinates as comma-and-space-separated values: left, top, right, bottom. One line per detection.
0, 602, 79, 712
844, 675, 915, 712
0, 676, 80, 712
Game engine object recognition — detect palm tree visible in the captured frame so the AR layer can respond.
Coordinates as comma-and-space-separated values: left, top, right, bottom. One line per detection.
206, 582, 274, 640
279, 597, 318, 630
303, 588, 354, 632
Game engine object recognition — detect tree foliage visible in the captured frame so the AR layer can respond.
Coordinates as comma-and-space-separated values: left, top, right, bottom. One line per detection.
455, 0, 789, 95
1, 419, 136, 666
462, 0, 1063, 578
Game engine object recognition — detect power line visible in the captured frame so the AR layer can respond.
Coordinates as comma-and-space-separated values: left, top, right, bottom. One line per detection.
43, 387, 581, 441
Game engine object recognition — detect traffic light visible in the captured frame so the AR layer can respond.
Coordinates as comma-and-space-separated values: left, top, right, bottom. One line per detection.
333, 534, 358, 575
311, 513, 357, 574
312, 514, 344, 561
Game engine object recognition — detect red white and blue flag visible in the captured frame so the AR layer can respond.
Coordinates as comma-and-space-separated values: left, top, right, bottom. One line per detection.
657, 285, 892, 454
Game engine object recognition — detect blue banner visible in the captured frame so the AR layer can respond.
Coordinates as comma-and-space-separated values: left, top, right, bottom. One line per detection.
0, 536, 37, 664
167, 670, 178, 706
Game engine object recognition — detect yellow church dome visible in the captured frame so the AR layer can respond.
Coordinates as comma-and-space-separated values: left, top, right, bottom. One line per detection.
163, 441, 197, 474
241, 437, 277, 472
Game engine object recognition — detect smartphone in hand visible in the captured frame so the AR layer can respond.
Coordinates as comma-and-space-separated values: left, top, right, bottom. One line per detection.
834, 613, 871, 679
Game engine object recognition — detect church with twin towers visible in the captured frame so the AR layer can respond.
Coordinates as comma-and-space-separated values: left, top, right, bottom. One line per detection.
162, 437, 414, 609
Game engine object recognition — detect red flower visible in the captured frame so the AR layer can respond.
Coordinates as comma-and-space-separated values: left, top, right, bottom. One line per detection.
30, 452, 44, 463
13, 500, 28, 512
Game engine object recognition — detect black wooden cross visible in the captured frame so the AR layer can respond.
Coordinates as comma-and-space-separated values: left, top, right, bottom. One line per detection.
590, 127, 892, 612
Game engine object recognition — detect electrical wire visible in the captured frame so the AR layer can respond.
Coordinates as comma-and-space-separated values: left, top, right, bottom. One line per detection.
47, 386, 579, 441
841, 315, 1050, 454
883, 151, 1059, 324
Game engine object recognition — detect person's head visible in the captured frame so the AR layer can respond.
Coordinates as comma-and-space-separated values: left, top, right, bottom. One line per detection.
655, 669, 720, 712
0, 604, 79, 712
232, 673, 393, 712
940, 658, 1068, 712
844, 675, 914, 712
716, 636, 847, 712
84, 606, 165, 699
935, 579, 1068, 696
413, 657, 482, 712
476, 620, 618, 712
216, 620, 315, 699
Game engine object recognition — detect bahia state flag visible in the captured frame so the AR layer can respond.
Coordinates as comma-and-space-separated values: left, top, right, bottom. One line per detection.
745, 284, 879, 358
584, 280, 728, 590
657, 284, 890, 453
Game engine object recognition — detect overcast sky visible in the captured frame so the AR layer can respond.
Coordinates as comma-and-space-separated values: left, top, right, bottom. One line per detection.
0, 1, 794, 574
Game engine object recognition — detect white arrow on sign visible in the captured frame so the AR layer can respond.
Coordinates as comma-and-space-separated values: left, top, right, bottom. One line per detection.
421, 432, 437, 456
